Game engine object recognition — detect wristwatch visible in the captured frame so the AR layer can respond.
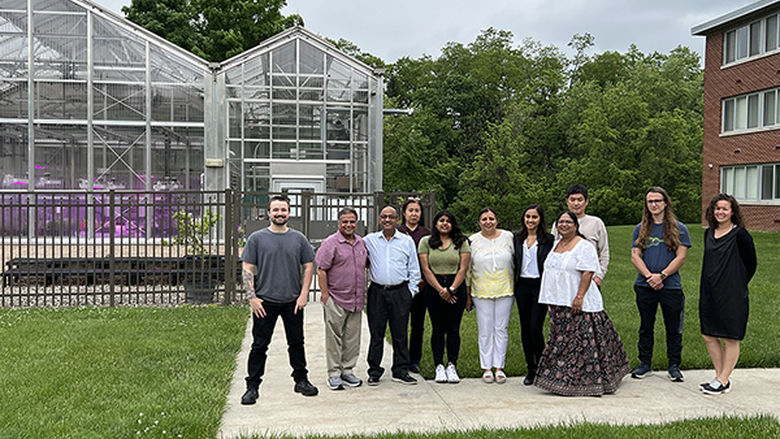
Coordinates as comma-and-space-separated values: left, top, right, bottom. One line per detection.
659, 272, 667, 280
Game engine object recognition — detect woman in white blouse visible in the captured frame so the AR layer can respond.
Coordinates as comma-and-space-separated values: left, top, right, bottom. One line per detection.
534, 211, 630, 396
466, 208, 514, 384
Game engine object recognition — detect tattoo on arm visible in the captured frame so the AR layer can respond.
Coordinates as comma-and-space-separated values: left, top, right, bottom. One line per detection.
243, 268, 255, 301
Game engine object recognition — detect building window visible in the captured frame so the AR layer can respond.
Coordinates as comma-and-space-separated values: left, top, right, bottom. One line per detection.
721, 163, 780, 201
723, 13, 780, 65
722, 87, 780, 133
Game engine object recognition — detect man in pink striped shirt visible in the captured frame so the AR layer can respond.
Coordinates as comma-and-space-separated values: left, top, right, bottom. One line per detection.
315, 207, 368, 391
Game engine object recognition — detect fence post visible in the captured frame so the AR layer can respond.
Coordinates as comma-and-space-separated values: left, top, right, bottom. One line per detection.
109, 189, 115, 307
373, 191, 385, 233
224, 188, 234, 305
301, 190, 312, 240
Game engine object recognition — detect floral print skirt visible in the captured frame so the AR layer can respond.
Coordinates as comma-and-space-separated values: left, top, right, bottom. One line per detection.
534, 305, 630, 396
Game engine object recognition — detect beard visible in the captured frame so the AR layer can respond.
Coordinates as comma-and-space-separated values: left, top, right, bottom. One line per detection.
271, 215, 288, 226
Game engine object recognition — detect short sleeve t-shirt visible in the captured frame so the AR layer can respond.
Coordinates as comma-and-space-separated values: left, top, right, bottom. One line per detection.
632, 221, 691, 289
418, 236, 471, 275
241, 228, 315, 303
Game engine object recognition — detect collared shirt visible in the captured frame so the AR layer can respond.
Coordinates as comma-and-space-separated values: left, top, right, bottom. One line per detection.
365, 229, 421, 295
315, 231, 368, 312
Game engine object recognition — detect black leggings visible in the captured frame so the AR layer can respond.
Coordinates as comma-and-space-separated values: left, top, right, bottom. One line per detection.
424, 274, 466, 366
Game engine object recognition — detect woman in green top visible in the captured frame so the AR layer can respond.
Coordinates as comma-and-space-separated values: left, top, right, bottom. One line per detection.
418, 210, 471, 383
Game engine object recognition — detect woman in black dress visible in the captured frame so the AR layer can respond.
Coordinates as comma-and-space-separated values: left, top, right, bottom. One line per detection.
512, 204, 554, 385
700, 194, 757, 395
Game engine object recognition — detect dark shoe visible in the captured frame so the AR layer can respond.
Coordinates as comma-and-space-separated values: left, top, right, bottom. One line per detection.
241, 387, 259, 405
523, 370, 536, 386
392, 373, 418, 385
631, 363, 652, 379
668, 365, 684, 382
409, 363, 420, 374
702, 380, 731, 395
294, 378, 319, 396
700, 378, 718, 391
367, 376, 380, 386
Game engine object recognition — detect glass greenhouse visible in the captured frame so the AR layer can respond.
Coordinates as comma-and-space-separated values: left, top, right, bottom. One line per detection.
0, 0, 384, 194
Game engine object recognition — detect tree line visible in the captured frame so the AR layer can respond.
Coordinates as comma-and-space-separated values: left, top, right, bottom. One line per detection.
121, 2, 703, 229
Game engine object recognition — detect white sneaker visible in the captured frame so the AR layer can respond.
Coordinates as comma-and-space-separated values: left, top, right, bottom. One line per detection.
446, 362, 460, 383
434, 364, 447, 383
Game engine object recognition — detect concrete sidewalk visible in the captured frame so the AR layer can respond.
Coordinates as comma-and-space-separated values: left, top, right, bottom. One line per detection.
218, 301, 780, 438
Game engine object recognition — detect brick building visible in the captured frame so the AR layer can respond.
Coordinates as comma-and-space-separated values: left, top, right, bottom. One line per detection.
693, 0, 780, 231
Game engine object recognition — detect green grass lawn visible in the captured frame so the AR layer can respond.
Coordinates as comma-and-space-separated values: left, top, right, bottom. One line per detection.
414, 225, 780, 379
0, 305, 248, 439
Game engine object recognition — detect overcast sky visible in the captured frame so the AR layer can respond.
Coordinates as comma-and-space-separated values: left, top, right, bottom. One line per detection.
98, 0, 746, 64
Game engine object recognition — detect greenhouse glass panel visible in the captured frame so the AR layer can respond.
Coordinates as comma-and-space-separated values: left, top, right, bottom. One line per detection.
244, 141, 270, 159
149, 126, 201, 190
240, 53, 269, 87
150, 46, 203, 84
33, 0, 83, 12
243, 101, 271, 139
271, 41, 295, 86
93, 83, 145, 120
326, 142, 349, 160
244, 162, 270, 192
300, 142, 323, 159
299, 104, 322, 140
272, 141, 295, 159
0, 81, 28, 118
34, 81, 87, 119
0, 124, 28, 189
326, 108, 351, 141
299, 41, 324, 74
272, 87, 296, 100
228, 101, 242, 138
352, 108, 368, 141
327, 163, 351, 192
93, 15, 145, 73
32, 124, 87, 189
92, 126, 146, 190
0, 11, 28, 81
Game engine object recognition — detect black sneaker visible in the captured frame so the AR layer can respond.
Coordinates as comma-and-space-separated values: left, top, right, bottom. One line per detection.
700, 378, 718, 390
240, 387, 259, 405
367, 376, 380, 386
409, 363, 420, 374
392, 373, 418, 385
631, 363, 652, 379
668, 365, 684, 382
702, 380, 731, 395
294, 379, 319, 396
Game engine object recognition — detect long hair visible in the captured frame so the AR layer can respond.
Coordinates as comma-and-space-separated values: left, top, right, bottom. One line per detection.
429, 210, 468, 250
516, 204, 552, 245
705, 193, 745, 229
556, 211, 585, 239
634, 186, 680, 252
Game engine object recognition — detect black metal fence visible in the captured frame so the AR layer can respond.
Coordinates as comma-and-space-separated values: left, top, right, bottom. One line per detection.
0, 189, 435, 308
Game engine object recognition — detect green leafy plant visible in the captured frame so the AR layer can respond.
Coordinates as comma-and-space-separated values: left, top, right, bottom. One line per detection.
165, 209, 221, 255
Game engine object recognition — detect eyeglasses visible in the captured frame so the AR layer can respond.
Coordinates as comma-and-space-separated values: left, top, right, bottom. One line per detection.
379, 214, 397, 219
646, 199, 665, 205
558, 220, 575, 225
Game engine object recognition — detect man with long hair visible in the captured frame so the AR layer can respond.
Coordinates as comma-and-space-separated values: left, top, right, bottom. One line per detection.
629, 187, 691, 383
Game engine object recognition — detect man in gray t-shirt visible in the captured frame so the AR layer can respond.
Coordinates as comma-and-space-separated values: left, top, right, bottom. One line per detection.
239, 195, 317, 405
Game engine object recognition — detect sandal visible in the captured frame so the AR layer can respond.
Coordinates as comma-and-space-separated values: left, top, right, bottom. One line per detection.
495, 369, 507, 384
482, 370, 494, 383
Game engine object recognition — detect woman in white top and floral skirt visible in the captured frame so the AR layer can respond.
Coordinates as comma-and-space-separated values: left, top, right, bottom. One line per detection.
535, 211, 630, 396
466, 208, 514, 384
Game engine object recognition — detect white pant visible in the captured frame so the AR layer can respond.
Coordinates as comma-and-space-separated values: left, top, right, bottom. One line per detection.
473, 295, 515, 369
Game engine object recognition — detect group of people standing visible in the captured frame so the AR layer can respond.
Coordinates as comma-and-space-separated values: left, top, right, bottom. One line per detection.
237, 183, 757, 405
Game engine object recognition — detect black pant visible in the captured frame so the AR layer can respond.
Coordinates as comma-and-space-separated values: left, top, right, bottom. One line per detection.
424, 274, 466, 366
514, 277, 547, 373
245, 300, 308, 388
367, 283, 412, 378
634, 285, 685, 367
408, 289, 426, 367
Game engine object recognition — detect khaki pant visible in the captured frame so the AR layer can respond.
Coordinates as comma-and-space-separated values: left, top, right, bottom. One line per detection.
323, 298, 362, 377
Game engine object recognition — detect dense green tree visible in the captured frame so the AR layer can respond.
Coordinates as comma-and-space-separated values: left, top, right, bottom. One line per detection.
122, 0, 302, 61
384, 31, 703, 225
